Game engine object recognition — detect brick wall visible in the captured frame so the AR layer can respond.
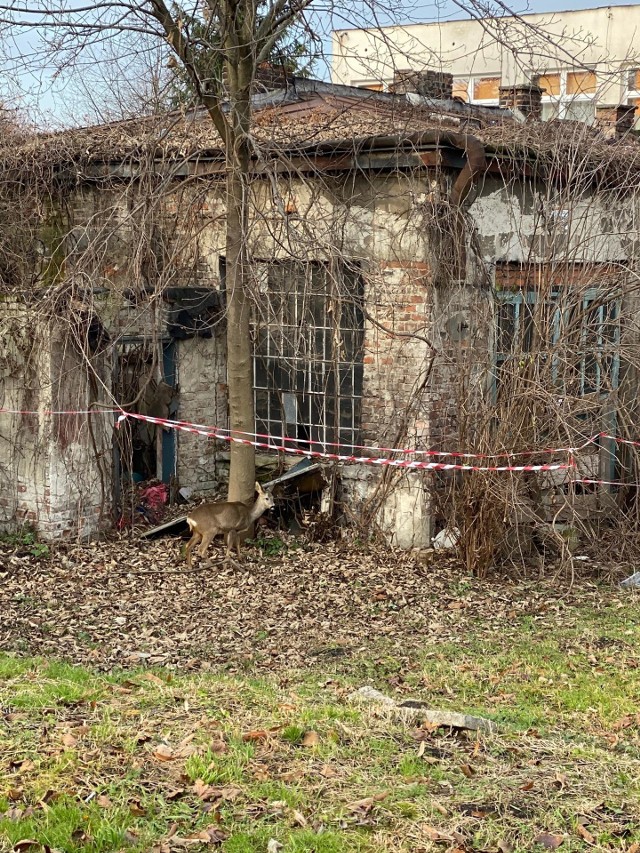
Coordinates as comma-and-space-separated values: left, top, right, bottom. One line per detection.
361, 260, 433, 448
0, 303, 112, 540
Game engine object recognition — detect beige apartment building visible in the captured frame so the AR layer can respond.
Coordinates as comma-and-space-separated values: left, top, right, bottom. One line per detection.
332, 4, 640, 122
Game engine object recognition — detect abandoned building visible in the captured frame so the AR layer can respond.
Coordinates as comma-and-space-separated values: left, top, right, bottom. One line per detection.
2, 73, 640, 549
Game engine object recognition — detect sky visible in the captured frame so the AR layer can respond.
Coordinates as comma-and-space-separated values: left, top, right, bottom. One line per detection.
4, 0, 640, 125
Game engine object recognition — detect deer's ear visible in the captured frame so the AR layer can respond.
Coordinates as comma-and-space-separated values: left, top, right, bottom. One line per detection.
255, 481, 262, 493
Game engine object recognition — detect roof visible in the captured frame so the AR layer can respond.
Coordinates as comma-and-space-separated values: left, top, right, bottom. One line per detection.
5, 78, 640, 189
333, 3, 640, 34
9, 79, 507, 164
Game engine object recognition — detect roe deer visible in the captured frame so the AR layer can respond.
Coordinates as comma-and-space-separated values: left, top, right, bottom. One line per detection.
185, 481, 275, 567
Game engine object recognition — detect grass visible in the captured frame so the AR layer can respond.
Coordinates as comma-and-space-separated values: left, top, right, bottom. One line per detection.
1, 593, 640, 851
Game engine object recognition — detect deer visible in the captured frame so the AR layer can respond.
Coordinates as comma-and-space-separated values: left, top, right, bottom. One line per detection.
184, 481, 275, 567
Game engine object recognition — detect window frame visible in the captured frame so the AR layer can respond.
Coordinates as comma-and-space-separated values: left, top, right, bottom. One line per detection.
495, 286, 620, 398
252, 259, 365, 455
535, 69, 597, 122
452, 74, 500, 106
624, 68, 640, 121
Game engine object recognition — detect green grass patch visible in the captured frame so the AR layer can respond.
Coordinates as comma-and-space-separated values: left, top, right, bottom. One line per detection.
1, 593, 640, 851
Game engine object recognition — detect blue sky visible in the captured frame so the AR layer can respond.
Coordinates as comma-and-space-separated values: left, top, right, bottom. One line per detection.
4, 0, 640, 125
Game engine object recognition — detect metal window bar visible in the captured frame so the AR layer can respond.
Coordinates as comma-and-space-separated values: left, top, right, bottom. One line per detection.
496, 288, 619, 393
253, 260, 364, 455
495, 286, 621, 481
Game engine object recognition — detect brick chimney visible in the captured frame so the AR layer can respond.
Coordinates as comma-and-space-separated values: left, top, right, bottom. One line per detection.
390, 69, 454, 100
595, 104, 636, 139
254, 61, 288, 91
499, 84, 543, 120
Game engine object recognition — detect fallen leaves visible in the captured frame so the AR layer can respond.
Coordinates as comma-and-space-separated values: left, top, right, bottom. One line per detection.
534, 832, 564, 849
192, 780, 241, 803
346, 791, 388, 813
169, 825, 228, 847
0, 537, 608, 675
153, 744, 175, 762
575, 822, 595, 844
421, 824, 466, 845
242, 729, 269, 742
2, 539, 640, 853
301, 730, 320, 747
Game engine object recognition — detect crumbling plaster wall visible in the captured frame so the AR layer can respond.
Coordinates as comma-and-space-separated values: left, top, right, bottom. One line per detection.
0, 300, 112, 539
0, 301, 50, 533
471, 178, 640, 264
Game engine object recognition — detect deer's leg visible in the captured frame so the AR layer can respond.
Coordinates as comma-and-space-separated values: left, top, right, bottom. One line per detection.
234, 526, 249, 557
198, 528, 218, 559
222, 531, 241, 566
224, 531, 235, 561
185, 531, 201, 567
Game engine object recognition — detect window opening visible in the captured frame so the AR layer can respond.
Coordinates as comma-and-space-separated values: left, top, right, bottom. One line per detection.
495, 287, 619, 396
452, 75, 499, 105
625, 68, 640, 123
534, 69, 596, 123
253, 260, 364, 454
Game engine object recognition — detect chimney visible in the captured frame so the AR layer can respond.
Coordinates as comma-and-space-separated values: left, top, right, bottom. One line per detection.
595, 104, 636, 139
254, 61, 288, 91
390, 69, 453, 100
499, 84, 543, 120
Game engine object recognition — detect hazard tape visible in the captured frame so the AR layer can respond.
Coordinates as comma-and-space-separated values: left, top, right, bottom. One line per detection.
0, 405, 596, 460
0, 407, 119, 415
162, 419, 587, 459
112, 410, 595, 460
4, 406, 639, 478
600, 432, 640, 448
115, 411, 573, 473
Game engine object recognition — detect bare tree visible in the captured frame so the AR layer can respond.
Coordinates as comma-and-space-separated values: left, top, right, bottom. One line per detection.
1, 0, 472, 504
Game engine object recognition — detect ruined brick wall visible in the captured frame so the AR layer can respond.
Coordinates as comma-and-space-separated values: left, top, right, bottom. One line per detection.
360, 260, 432, 447
0, 302, 113, 539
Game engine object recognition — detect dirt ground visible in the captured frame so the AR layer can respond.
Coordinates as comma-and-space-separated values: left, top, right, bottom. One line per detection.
0, 532, 626, 674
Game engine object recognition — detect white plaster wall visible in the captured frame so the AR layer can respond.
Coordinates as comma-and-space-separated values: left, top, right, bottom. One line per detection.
0, 304, 112, 539
471, 179, 640, 264
176, 334, 226, 494
332, 5, 640, 101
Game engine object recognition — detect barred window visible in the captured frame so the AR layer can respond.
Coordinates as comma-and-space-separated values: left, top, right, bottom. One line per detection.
253, 260, 364, 454
495, 288, 619, 396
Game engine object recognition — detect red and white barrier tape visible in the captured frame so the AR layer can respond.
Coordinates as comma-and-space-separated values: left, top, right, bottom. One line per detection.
3, 407, 638, 480
151, 418, 588, 459
0, 407, 119, 415
115, 411, 572, 473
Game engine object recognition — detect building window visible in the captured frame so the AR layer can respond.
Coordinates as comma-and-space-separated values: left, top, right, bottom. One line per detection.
625, 68, 640, 120
253, 260, 364, 453
495, 287, 619, 397
452, 75, 500, 105
535, 69, 596, 122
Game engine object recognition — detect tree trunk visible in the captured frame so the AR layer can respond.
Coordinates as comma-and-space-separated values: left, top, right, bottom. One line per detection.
225, 51, 256, 504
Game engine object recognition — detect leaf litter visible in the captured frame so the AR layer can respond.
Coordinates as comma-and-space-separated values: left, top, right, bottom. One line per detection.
0, 536, 629, 674
1, 536, 640, 850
